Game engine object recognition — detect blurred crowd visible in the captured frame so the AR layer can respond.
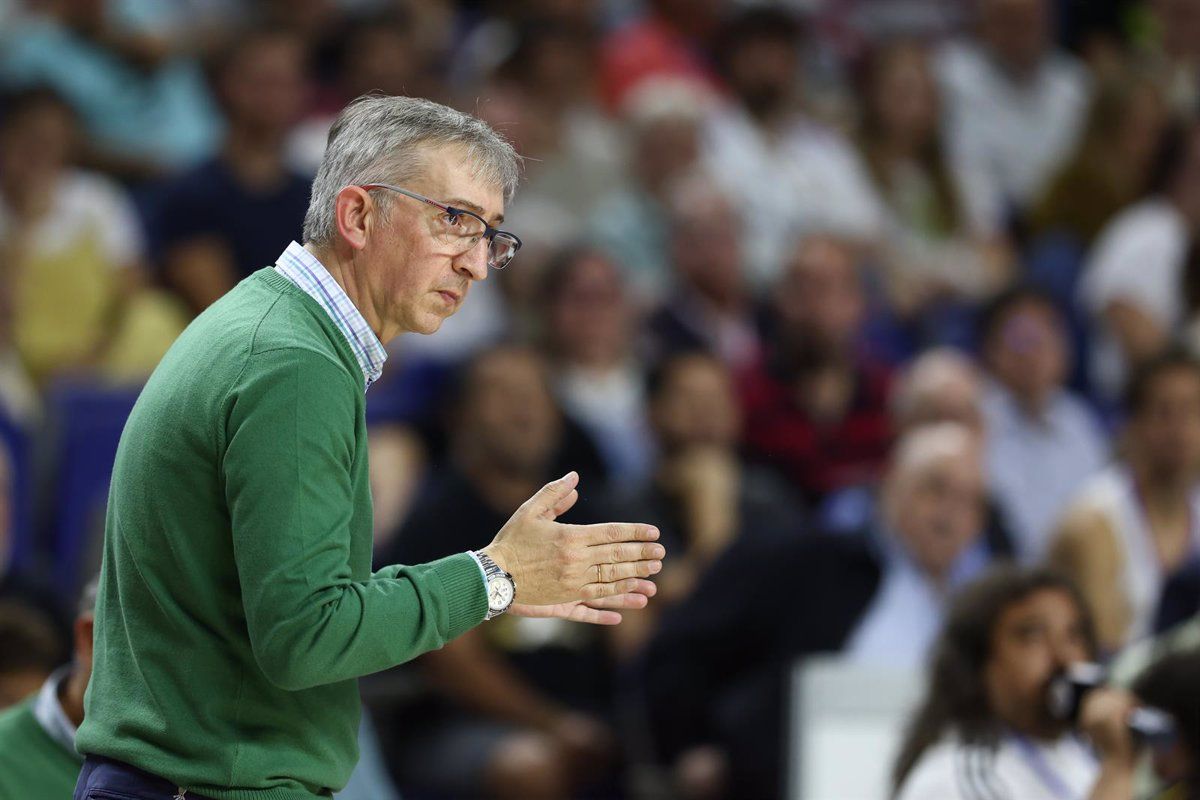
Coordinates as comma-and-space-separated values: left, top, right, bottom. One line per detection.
0, 0, 1199, 798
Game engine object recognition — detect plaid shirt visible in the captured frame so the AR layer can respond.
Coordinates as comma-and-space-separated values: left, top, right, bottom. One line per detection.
273, 241, 387, 391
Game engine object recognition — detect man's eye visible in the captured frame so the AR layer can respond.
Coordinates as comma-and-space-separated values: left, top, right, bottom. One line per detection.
443, 212, 463, 227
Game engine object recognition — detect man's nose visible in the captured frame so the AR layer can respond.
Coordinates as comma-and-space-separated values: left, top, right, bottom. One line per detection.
453, 239, 490, 281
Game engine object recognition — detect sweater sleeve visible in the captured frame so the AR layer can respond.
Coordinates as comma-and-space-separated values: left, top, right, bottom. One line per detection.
222, 347, 486, 691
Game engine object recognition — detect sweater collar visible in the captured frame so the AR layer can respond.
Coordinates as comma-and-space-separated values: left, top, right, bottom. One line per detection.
273, 241, 387, 391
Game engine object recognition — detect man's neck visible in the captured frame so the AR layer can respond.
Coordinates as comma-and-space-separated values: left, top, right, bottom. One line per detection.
304, 243, 395, 343
224, 127, 288, 191
1133, 466, 1193, 516
57, 669, 85, 729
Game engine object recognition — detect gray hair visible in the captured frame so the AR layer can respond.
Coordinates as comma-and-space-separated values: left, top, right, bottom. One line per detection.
78, 575, 100, 617
302, 94, 521, 246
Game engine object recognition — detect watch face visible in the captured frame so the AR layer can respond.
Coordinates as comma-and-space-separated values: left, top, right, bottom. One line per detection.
488, 576, 514, 611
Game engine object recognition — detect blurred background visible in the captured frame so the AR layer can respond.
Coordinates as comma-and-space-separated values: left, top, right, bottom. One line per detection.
0, 0, 1198, 798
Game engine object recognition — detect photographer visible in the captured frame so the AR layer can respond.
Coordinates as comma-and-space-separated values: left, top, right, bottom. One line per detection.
893, 565, 1161, 800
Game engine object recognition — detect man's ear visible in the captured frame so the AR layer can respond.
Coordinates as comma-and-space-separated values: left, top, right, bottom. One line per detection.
334, 186, 375, 251
74, 614, 94, 667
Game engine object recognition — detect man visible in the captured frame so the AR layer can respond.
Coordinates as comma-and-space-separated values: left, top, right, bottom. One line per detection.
0, 600, 63, 710
740, 234, 893, 504
893, 566, 1147, 800
979, 287, 1108, 561
0, 581, 95, 799
74, 95, 664, 800
377, 345, 620, 800
642, 422, 995, 798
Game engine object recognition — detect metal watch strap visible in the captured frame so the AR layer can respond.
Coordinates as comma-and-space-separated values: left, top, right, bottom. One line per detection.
474, 551, 515, 620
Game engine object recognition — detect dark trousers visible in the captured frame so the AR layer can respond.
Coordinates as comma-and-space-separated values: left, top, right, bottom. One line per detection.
74, 755, 218, 800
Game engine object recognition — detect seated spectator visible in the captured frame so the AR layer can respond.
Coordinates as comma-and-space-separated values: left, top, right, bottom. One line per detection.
703, 7, 881, 287
0, 580, 94, 797
0, 600, 63, 709
375, 345, 622, 800
892, 566, 1127, 800
741, 235, 893, 504
588, 79, 713, 304
642, 423, 994, 799
891, 348, 986, 435
152, 26, 311, 315
1030, 70, 1169, 246
642, 173, 761, 372
979, 287, 1109, 561
0, 0, 219, 177
614, 351, 799, 654
935, 0, 1091, 232
856, 40, 1013, 318
0, 87, 184, 387
1051, 349, 1200, 651
1081, 122, 1200, 400
540, 248, 654, 487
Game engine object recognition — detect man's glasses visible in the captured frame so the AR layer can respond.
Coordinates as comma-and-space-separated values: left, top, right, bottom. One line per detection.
360, 183, 522, 269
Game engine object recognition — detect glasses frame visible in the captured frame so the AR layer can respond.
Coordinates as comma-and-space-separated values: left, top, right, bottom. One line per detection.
359, 182, 522, 269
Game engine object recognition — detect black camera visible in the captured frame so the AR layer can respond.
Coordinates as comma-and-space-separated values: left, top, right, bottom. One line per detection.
1047, 662, 1177, 748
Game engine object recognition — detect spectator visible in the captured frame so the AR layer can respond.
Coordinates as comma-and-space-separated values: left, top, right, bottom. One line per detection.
643, 172, 761, 372
1030, 70, 1170, 246
979, 287, 1109, 562
642, 422, 994, 798
892, 565, 1127, 800
0, 87, 184, 387
741, 235, 893, 503
0, 581, 95, 796
152, 26, 312, 316
936, 0, 1091, 231
891, 347, 986, 435
856, 40, 1013, 318
0, 0, 219, 178
1080, 122, 1200, 400
1128, 646, 1200, 799
0, 600, 63, 709
589, 79, 714, 304
540, 248, 654, 487
1140, 0, 1200, 118
1051, 349, 1200, 651
615, 351, 799, 653
703, 7, 881, 287
376, 345, 621, 800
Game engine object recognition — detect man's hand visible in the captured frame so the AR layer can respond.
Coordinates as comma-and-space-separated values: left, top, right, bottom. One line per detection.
1080, 688, 1140, 800
510, 579, 657, 625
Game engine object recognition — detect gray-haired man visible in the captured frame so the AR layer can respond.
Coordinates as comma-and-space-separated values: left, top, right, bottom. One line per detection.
73, 95, 664, 800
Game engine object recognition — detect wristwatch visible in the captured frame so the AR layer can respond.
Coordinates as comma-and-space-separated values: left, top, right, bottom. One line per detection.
474, 551, 516, 620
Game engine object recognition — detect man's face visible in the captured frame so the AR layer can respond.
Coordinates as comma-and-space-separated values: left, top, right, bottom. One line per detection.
363, 145, 504, 336
980, 0, 1050, 75
221, 36, 307, 134
775, 239, 864, 355
887, 446, 985, 578
986, 301, 1068, 407
670, 199, 743, 306
547, 254, 631, 366
728, 37, 798, 118
1132, 367, 1200, 480
0, 103, 73, 188
459, 349, 561, 475
651, 356, 741, 454
984, 589, 1092, 738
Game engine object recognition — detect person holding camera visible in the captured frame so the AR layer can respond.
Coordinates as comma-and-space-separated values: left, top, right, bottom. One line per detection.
892, 565, 1153, 800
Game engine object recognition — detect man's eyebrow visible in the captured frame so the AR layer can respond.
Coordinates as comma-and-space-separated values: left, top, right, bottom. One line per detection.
447, 197, 504, 225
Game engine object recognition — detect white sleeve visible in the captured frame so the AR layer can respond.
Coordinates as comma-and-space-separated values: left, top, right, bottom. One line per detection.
1080, 209, 1180, 326
895, 746, 970, 800
75, 172, 146, 269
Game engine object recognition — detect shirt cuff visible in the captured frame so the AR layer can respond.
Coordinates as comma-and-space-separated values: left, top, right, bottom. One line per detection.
466, 550, 489, 591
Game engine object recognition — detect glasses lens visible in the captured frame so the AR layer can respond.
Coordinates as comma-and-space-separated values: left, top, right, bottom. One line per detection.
489, 233, 520, 269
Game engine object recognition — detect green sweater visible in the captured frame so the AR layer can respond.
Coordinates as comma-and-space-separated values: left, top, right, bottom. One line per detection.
75, 268, 488, 799
0, 697, 82, 800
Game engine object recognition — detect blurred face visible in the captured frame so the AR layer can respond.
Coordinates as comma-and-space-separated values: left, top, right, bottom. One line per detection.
650, 356, 741, 453
221, 35, 307, 135
727, 36, 798, 118
901, 379, 986, 437
459, 349, 561, 475
0, 669, 46, 709
357, 144, 503, 336
670, 198, 744, 306
886, 444, 985, 579
1131, 367, 1200, 480
636, 118, 700, 194
0, 102, 74, 189
871, 45, 938, 147
345, 28, 419, 98
980, 0, 1050, 75
547, 254, 631, 366
985, 300, 1068, 407
775, 239, 864, 354
984, 589, 1092, 738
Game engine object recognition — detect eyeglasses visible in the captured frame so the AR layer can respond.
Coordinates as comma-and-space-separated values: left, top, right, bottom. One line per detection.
360, 183, 522, 269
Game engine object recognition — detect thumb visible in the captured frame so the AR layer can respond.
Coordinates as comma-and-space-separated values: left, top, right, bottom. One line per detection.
525, 471, 580, 520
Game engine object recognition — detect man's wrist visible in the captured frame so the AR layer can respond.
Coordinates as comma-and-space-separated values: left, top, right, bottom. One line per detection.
466, 550, 488, 593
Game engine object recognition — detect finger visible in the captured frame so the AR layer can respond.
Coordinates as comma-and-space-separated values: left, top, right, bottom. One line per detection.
550, 488, 578, 519
594, 559, 663, 583
522, 472, 579, 519
575, 522, 659, 546
568, 606, 623, 625
582, 576, 660, 602
590, 541, 666, 565
584, 591, 650, 610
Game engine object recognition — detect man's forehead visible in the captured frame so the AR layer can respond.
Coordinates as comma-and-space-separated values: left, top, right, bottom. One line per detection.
416, 143, 506, 223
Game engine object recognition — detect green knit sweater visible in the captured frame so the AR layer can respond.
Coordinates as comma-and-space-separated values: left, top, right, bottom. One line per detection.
75, 268, 487, 799
0, 697, 82, 800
